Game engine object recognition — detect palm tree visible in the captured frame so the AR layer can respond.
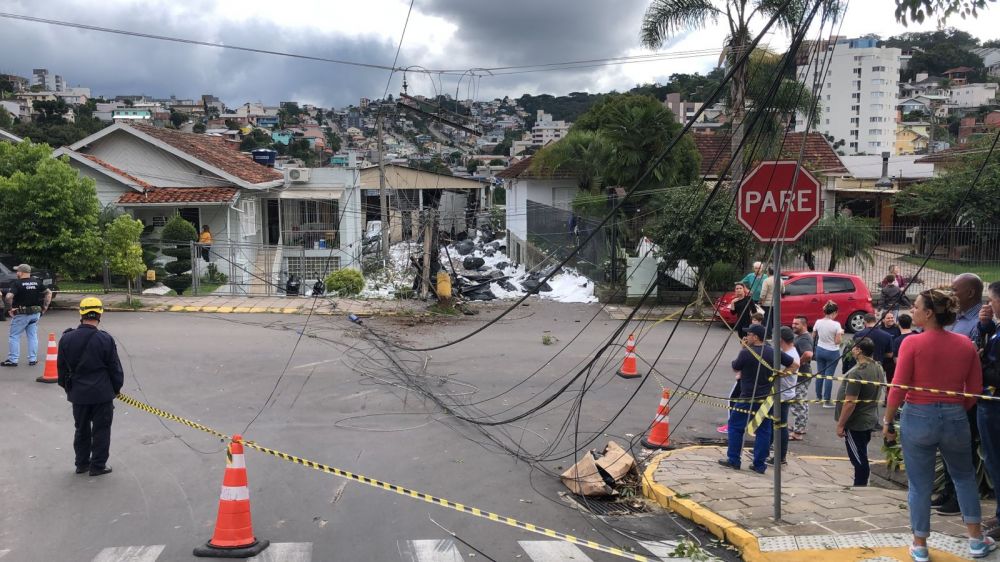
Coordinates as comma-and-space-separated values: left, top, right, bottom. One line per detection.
640, 0, 841, 178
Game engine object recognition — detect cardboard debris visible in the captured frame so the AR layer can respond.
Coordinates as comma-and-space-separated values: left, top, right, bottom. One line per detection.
595, 440, 635, 481
560, 453, 612, 497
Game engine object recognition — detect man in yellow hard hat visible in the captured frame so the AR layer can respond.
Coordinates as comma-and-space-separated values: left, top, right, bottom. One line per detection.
56, 297, 124, 476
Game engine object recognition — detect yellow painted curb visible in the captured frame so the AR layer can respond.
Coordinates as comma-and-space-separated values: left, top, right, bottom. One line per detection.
183, 306, 200, 312
233, 307, 252, 313
216, 307, 233, 313
169, 305, 185, 312
200, 306, 218, 313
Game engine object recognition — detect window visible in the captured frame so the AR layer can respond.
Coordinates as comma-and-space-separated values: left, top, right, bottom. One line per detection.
871, 104, 884, 110
871, 79, 887, 86
823, 276, 856, 294
871, 91, 885, 98
852, 93, 861, 100
851, 105, 860, 112
849, 142, 858, 148
872, 65, 886, 72
869, 128, 882, 135
850, 117, 859, 124
785, 277, 817, 296
825, 119, 830, 125
826, 94, 831, 101
870, 116, 884, 123
853, 80, 862, 89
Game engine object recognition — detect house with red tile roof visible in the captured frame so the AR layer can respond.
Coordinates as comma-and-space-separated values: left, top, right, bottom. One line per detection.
52, 123, 365, 291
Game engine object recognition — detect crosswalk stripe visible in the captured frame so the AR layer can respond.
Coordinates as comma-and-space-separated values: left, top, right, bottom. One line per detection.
90, 545, 164, 562
400, 539, 465, 562
518, 540, 594, 561
637, 541, 678, 560
248, 542, 312, 562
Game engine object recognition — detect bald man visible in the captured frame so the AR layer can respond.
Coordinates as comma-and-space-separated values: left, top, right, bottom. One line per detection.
950, 273, 985, 341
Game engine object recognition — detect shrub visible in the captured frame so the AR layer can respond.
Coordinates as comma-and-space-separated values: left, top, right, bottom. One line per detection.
164, 260, 191, 275
161, 213, 198, 244
162, 274, 192, 295
702, 262, 739, 292
324, 268, 364, 296
161, 246, 190, 260
204, 263, 228, 284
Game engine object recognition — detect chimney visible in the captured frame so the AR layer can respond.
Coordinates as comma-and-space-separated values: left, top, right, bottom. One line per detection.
875, 152, 893, 189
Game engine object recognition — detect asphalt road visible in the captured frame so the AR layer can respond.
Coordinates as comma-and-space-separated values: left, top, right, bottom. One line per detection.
0, 301, 850, 561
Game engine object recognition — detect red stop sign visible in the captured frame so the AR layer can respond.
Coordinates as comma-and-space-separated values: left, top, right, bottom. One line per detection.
738, 161, 822, 243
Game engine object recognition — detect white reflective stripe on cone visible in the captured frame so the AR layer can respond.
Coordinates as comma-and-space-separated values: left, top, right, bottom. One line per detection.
230, 454, 246, 469
46, 355, 57, 361
220, 485, 250, 501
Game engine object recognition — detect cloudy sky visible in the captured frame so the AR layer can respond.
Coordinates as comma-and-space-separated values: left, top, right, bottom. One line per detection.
1, 0, 998, 108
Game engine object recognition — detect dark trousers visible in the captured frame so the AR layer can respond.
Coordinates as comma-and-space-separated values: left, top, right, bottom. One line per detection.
845, 429, 872, 486
727, 401, 772, 472
201, 246, 210, 262
978, 400, 1000, 520
73, 401, 114, 469
771, 402, 790, 462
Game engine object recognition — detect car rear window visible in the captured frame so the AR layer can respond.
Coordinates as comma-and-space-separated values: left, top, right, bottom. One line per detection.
823, 276, 856, 294
785, 277, 817, 296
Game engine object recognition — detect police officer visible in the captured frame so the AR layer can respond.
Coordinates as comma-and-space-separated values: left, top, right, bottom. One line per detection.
2, 264, 52, 367
57, 297, 124, 476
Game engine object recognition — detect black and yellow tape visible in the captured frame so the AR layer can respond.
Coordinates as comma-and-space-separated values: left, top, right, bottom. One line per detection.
797, 372, 999, 401
115, 393, 653, 562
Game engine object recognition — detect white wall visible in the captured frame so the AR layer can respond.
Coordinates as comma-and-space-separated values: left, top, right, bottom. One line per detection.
797, 44, 901, 155
949, 84, 999, 108
87, 129, 231, 187
73, 165, 129, 208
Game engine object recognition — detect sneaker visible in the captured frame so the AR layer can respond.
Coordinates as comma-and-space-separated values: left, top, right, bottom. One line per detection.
910, 544, 930, 562
936, 496, 961, 516
822, 401, 835, 408
716, 424, 728, 434
0, 360, 17, 367
717, 459, 740, 470
766, 457, 788, 466
931, 493, 949, 507
28, 361, 37, 366
88, 466, 112, 477
750, 465, 766, 475
75, 465, 90, 474
970, 535, 997, 558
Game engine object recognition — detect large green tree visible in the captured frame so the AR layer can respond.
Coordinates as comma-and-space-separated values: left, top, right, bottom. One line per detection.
789, 214, 879, 271
0, 141, 101, 275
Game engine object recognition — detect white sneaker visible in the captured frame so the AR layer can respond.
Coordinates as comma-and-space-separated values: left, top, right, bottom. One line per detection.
822, 401, 835, 408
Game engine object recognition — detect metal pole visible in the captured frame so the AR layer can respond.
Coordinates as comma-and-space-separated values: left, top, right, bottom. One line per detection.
378, 116, 390, 261
420, 210, 433, 299
772, 244, 783, 521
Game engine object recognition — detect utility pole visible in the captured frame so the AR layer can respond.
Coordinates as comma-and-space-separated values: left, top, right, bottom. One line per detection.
378, 115, 390, 260
420, 209, 434, 299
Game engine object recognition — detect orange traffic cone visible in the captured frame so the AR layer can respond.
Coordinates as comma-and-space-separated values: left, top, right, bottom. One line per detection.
35, 333, 58, 384
616, 333, 640, 379
642, 389, 674, 450
193, 435, 269, 558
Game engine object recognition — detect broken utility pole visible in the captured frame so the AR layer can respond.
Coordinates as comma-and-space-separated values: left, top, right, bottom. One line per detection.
420, 209, 434, 299
378, 116, 390, 261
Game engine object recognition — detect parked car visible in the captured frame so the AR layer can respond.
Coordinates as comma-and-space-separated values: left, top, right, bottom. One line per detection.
713, 271, 874, 333
0, 255, 57, 319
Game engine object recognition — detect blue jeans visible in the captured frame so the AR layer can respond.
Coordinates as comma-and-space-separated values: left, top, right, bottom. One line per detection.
977, 399, 1000, 520
901, 403, 982, 537
726, 400, 772, 472
7, 312, 40, 363
814, 347, 839, 401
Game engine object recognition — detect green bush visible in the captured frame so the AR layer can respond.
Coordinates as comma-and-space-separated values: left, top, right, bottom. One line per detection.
162, 274, 192, 295
161, 247, 190, 260
702, 262, 739, 292
164, 260, 190, 275
324, 268, 364, 296
204, 263, 228, 284
161, 213, 198, 244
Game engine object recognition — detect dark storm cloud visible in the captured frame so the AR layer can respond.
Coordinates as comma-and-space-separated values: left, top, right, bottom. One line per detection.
0, 0, 692, 106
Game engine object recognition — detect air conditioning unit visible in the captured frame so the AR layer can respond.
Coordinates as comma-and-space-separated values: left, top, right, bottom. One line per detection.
288, 168, 311, 183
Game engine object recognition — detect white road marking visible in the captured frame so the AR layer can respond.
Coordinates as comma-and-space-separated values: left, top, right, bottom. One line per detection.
399, 539, 465, 562
518, 540, 594, 561
90, 545, 165, 562
292, 359, 340, 370
638, 540, 719, 561
248, 542, 313, 562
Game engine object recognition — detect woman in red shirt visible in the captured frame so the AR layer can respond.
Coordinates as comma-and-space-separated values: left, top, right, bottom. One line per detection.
883, 288, 993, 560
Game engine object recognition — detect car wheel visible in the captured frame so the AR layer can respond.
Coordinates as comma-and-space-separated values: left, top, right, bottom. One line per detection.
846, 311, 866, 333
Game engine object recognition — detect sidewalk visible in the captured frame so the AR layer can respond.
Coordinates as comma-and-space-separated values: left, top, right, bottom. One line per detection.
643, 446, 999, 561
51, 292, 424, 316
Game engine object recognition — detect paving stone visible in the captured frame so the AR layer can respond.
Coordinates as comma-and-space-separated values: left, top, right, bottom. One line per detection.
776, 512, 821, 525
821, 519, 880, 533
740, 495, 775, 508
752, 527, 789, 538
820, 506, 867, 519
856, 502, 909, 516
782, 501, 824, 515
774, 523, 830, 535
757, 536, 798, 551
795, 534, 840, 550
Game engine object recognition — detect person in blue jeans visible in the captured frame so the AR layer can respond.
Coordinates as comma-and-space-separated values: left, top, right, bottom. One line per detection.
812, 301, 844, 407
2, 264, 52, 368
883, 288, 995, 561
976, 281, 1000, 540
719, 324, 796, 474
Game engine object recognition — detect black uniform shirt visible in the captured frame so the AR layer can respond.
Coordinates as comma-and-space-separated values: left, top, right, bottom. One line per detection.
57, 324, 124, 405
9, 277, 43, 308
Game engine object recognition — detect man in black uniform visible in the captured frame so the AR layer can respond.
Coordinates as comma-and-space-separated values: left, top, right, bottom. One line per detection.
2, 264, 52, 367
57, 297, 124, 476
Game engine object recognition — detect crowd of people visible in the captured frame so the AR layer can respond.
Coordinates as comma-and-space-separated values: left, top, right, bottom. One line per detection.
723, 264, 1000, 560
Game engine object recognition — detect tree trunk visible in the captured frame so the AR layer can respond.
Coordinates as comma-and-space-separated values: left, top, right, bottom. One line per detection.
690, 274, 710, 319
729, 31, 748, 183
804, 252, 816, 271
125, 277, 132, 306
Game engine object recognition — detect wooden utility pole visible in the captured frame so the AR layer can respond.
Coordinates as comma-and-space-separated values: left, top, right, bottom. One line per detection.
378, 116, 390, 260
420, 210, 434, 299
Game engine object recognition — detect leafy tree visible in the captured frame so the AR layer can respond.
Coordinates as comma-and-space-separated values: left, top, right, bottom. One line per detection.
160, 213, 198, 295
641, 0, 843, 177
224, 118, 241, 130
0, 106, 14, 130
32, 99, 71, 125
104, 215, 146, 302
193, 123, 206, 133
488, 159, 505, 166
893, 137, 1000, 226
789, 214, 879, 271
324, 130, 342, 152
0, 141, 101, 276
239, 128, 273, 151
169, 110, 186, 128
646, 184, 752, 315
883, 28, 980, 51
902, 43, 985, 82
894, 0, 997, 24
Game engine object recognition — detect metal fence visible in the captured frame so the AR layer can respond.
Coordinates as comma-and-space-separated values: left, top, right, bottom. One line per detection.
189, 241, 341, 296
525, 201, 613, 281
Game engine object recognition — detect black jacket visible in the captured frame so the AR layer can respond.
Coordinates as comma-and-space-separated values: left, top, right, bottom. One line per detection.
57, 324, 124, 404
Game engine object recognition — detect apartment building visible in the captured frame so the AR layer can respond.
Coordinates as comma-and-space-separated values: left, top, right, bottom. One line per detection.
796, 37, 901, 155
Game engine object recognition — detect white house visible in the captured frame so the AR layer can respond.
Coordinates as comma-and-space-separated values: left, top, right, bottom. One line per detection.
972, 47, 1000, 78
497, 156, 580, 265
948, 83, 999, 108
796, 36, 901, 155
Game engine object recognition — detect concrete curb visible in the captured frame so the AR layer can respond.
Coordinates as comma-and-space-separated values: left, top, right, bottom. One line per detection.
642, 447, 970, 562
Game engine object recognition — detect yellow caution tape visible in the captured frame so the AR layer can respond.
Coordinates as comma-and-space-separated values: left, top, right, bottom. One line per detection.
115, 393, 653, 562
745, 395, 774, 437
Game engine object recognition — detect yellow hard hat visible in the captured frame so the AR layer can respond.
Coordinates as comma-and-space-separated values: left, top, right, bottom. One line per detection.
79, 297, 104, 316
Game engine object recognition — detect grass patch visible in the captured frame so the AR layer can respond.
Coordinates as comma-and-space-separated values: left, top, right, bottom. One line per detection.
110, 299, 143, 310
428, 303, 460, 316
900, 256, 1000, 280
57, 281, 118, 292
193, 282, 222, 295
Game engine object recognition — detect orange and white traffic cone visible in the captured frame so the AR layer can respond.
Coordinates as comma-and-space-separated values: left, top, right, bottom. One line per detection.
35, 333, 58, 384
616, 333, 640, 379
641, 389, 674, 450
193, 435, 269, 558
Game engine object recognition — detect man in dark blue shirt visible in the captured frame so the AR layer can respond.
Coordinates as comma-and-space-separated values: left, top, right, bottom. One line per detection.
854, 314, 893, 364
720, 324, 797, 474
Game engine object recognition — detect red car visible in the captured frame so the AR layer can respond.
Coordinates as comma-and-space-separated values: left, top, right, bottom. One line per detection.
713, 271, 874, 333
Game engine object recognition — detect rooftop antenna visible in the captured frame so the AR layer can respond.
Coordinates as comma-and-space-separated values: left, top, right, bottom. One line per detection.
401, 72, 408, 96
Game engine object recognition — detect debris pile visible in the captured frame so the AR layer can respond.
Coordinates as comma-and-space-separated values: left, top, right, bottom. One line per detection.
560, 441, 637, 497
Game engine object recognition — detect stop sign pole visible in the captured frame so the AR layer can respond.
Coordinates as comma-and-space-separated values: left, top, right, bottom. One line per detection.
737, 161, 821, 522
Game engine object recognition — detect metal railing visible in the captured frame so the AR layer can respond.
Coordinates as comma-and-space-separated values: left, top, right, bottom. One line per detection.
189, 241, 341, 296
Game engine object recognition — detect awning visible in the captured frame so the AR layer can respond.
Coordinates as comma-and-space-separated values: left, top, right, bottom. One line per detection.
276, 188, 343, 200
